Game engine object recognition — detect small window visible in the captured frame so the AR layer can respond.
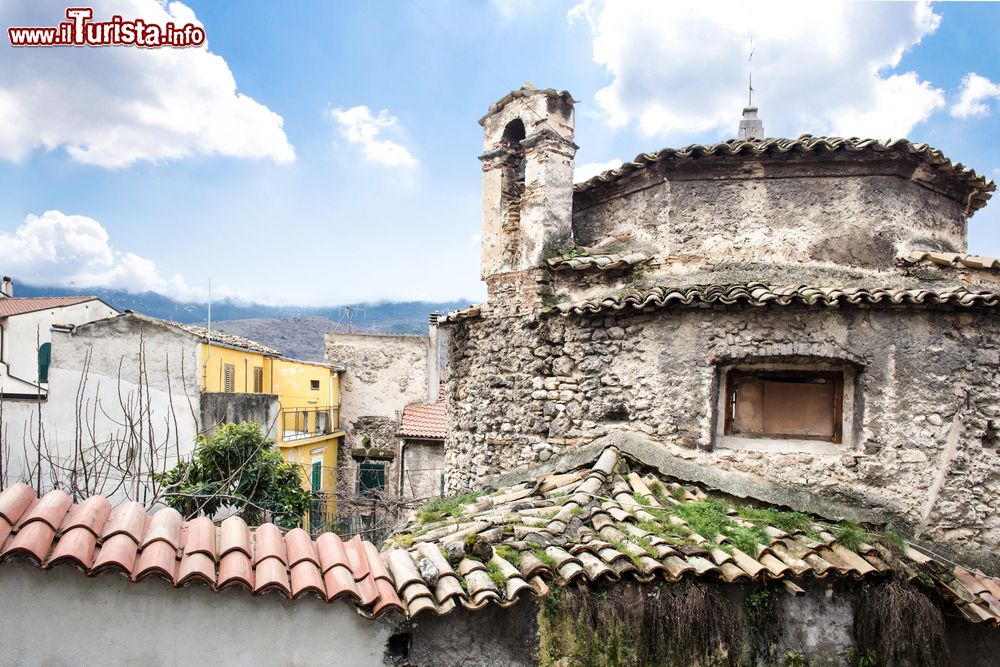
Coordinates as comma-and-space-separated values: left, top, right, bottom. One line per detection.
359, 463, 385, 497
37, 342, 52, 383
725, 370, 843, 443
310, 379, 320, 391
224, 364, 235, 393
253, 366, 264, 393
311, 460, 323, 491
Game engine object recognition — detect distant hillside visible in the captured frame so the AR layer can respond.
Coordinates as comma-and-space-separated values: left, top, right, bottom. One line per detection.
12, 281, 473, 360
209, 315, 436, 362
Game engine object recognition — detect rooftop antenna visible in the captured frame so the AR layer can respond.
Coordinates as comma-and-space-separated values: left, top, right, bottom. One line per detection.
339, 305, 366, 333
738, 37, 764, 140
205, 277, 212, 381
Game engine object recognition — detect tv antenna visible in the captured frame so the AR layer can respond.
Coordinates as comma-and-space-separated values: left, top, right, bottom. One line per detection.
339, 305, 367, 333
747, 37, 756, 107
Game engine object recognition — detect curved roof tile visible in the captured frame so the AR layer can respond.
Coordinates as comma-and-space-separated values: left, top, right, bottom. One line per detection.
573, 135, 995, 214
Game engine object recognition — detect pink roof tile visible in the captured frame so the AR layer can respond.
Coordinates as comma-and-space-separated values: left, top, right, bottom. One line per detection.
0, 487, 401, 618
0, 296, 101, 317
398, 392, 447, 440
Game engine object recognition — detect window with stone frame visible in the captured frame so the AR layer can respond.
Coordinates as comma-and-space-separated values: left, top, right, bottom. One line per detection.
723, 368, 845, 444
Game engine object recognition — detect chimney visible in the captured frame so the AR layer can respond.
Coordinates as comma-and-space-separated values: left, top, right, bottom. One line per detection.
738, 107, 764, 140
0, 276, 12, 298
427, 312, 441, 403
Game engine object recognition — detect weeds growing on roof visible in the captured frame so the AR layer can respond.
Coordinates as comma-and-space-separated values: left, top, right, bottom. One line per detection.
495, 545, 523, 568
532, 547, 559, 570
416, 491, 484, 523
833, 521, 865, 552
485, 560, 507, 591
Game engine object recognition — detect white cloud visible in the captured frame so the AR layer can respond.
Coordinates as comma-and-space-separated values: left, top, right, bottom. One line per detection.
570, 0, 945, 139
952, 73, 1000, 119
0, 211, 244, 302
574, 158, 623, 183
0, 0, 294, 167
327, 105, 418, 168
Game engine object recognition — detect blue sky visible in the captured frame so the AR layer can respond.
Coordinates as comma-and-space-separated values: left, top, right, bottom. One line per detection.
0, 1, 998, 306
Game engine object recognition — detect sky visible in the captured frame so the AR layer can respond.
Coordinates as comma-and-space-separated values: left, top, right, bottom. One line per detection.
0, 0, 998, 306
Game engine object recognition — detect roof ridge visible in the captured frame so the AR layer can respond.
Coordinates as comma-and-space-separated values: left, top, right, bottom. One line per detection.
573, 135, 995, 214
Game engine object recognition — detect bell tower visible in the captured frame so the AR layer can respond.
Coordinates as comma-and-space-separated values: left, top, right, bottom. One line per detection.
478, 84, 577, 309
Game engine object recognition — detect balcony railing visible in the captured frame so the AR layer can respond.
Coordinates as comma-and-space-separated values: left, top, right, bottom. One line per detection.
281, 406, 339, 442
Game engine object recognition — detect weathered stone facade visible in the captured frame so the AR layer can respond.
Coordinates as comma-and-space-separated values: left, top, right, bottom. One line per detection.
442, 84, 999, 570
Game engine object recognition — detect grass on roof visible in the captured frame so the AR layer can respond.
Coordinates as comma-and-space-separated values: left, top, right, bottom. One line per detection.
417, 491, 485, 523
496, 545, 523, 568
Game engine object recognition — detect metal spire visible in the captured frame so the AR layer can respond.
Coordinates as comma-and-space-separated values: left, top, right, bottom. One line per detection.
738, 37, 764, 140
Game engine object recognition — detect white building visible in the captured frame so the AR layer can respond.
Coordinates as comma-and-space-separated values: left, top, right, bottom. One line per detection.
0, 277, 117, 399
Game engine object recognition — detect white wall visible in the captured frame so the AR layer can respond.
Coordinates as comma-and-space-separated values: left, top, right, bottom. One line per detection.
0, 560, 392, 666
1, 316, 202, 501
0, 300, 117, 396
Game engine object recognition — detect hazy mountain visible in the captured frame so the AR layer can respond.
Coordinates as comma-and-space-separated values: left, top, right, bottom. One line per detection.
12, 281, 473, 361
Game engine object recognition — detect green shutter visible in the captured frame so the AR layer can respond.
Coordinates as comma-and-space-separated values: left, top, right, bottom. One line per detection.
37, 342, 51, 383
311, 461, 322, 491
359, 463, 385, 497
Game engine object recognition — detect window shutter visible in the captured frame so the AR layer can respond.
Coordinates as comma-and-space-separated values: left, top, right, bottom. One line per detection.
37, 342, 51, 383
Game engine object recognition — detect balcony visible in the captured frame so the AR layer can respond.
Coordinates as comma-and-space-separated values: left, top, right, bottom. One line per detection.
281, 406, 339, 442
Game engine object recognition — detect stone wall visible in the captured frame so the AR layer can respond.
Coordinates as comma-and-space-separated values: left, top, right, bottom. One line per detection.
572, 153, 969, 271
444, 304, 1000, 569
325, 332, 428, 494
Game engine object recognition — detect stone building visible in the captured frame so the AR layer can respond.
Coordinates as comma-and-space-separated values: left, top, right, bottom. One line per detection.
440, 83, 1000, 577
325, 316, 447, 536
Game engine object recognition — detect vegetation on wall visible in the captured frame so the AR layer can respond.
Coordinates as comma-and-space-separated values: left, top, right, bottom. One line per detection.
155, 422, 310, 529
538, 580, 742, 667
852, 573, 948, 667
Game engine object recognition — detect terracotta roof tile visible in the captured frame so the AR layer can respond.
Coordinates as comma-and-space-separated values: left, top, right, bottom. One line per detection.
439, 304, 483, 324
545, 283, 1000, 317
900, 251, 1000, 271
77, 312, 281, 356
218, 550, 254, 591
0, 296, 102, 318
546, 252, 650, 272
573, 135, 995, 214
46, 526, 99, 570
0, 487, 402, 618
398, 393, 447, 440
92, 533, 139, 575
385, 446, 1000, 628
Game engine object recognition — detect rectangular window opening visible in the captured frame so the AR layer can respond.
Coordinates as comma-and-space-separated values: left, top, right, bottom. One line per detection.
253, 366, 264, 393
359, 463, 385, 497
725, 370, 843, 443
310, 379, 321, 391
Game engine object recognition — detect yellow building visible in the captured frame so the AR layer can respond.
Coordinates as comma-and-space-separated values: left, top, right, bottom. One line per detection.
199, 339, 344, 532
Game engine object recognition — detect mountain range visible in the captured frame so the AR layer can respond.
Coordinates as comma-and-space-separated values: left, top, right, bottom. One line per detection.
14, 282, 474, 361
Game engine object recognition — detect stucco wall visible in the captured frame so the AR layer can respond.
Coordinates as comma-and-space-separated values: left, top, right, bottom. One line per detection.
444, 305, 1000, 569
0, 560, 392, 666
1, 316, 201, 499
572, 154, 968, 270
0, 300, 118, 396
400, 438, 445, 500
